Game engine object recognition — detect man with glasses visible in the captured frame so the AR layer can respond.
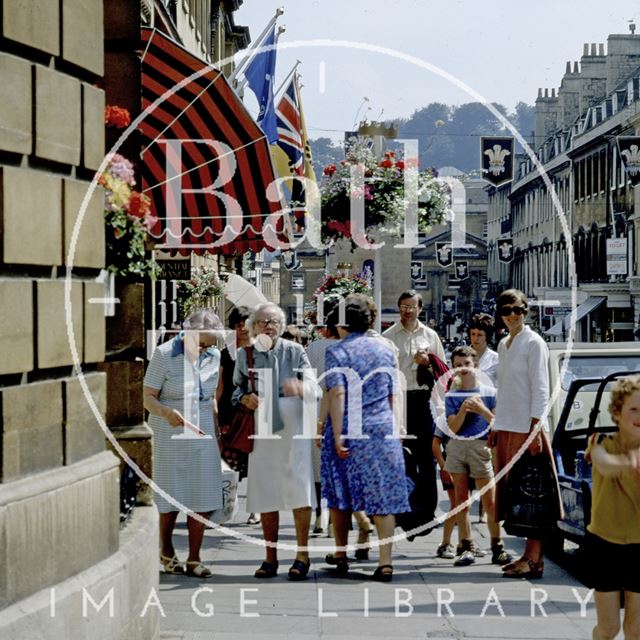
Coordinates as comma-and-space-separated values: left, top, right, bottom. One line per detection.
383, 290, 446, 536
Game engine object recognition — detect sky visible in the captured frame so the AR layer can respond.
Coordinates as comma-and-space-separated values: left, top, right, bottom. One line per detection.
234, 0, 640, 141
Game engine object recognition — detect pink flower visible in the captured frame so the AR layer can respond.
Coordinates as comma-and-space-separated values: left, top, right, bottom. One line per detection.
108, 154, 135, 186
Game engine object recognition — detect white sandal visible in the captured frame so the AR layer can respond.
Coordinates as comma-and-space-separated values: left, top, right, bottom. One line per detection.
186, 561, 212, 578
160, 554, 184, 574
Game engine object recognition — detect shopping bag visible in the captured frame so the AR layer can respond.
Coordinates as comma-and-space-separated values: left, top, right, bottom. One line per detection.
210, 460, 239, 524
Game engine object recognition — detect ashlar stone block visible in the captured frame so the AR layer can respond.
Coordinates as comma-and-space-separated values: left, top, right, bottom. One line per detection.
64, 373, 107, 464
0, 279, 34, 375
35, 66, 81, 165
2, 0, 59, 56
63, 178, 105, 269
1, 379, 63, 482
62, 0, 104, 76
0, 53, 32, 155
84, 282, 106, 363
36, 280, 83, 368
1, 166, 62, 266
82, 83, 105, 171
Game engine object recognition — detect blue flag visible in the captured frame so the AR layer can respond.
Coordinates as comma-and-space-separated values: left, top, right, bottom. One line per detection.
244, 25, 278, 143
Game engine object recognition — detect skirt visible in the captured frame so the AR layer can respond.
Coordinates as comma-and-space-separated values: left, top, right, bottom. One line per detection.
246, 397, 317, 513
493, 429, 562, 525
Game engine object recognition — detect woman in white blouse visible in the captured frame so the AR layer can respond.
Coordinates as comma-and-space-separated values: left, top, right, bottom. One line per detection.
491, 289, 557, 580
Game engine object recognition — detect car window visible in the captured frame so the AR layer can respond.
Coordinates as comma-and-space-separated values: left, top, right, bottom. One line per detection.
559, 355, 640, 391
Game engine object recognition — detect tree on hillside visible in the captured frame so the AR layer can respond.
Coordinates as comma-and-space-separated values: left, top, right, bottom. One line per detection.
308, 137, 343, 177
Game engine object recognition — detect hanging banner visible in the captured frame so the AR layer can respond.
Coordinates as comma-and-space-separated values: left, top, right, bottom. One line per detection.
497, 237, 514, 264
410, 261, 423, 281
282, 249, 301, 271
481, 137, 514, 186
454, 260, 469, 280
617, 136, 640, 185
442, 295, 457, 315
435, 242, 453, 268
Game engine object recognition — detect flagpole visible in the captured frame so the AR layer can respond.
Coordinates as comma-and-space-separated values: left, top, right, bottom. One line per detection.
229, 7, 284, 83
237, 26, 287, 94
273, 60, 301, 101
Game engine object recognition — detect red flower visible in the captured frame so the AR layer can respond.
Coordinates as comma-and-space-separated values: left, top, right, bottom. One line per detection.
105, 105, 131, 129
378, 158, 394, 169
384, 150, 395, 158
323, 164, 337, 176
395, 160, 405, 171
126, 191, 151, 219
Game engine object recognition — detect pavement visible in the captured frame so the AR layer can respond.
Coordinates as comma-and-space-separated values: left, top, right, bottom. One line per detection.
158, 482, 597, 640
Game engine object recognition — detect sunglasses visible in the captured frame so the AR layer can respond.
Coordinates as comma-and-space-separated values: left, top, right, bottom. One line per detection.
499, 305, 526, 316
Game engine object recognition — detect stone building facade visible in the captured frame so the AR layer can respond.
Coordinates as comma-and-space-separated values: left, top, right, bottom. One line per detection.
0, 2, 158, 639
487, 30, 640, 341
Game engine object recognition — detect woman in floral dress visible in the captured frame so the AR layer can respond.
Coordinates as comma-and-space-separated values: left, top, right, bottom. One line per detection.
322, 295, 409, 582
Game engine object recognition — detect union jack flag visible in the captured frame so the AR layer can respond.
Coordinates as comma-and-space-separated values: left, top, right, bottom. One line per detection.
275, 76, 304, 177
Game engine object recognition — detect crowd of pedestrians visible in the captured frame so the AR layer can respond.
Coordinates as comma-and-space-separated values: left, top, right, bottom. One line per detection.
142, 282, 637, 622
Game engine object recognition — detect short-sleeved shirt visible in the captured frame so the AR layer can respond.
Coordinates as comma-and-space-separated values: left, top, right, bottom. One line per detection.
444, 386, 496, 440
586, 432, 640, 544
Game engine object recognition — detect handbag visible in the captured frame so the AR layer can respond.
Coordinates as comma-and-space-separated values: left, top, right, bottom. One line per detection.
220, 347, 256, 474
503, 448, 561, 538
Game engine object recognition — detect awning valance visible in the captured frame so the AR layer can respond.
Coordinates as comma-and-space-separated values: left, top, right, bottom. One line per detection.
545, 296, 606, 337
139, 27, 287, 256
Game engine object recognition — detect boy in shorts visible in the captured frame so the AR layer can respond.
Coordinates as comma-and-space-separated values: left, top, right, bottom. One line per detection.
445, 346, 512, 566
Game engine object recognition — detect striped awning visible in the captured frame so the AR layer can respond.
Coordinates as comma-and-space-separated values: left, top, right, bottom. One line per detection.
139, 27, 287, 256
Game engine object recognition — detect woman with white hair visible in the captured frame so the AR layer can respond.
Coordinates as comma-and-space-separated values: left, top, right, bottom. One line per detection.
143, 309, 224, 579
233, 303, 318, 581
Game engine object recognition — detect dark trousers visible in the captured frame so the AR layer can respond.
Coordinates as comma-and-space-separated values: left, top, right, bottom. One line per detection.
405, 389, 437, 520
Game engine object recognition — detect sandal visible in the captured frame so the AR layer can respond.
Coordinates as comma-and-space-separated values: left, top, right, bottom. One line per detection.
185, 561, 212, 578
372, 564, 393, 582
501, 555, 526, 572
288, 558, 311, 581
502, 557, 544, 580
254, 560, 279, 579
160, 554, 185, 575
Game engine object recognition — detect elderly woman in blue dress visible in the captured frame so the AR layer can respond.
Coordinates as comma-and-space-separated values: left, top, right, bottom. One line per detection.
143, 309, 224, 579
322, 295, 410, 582
233, 303, 319, 581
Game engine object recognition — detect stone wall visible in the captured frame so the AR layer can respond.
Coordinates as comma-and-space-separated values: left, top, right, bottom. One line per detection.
0, 3, 158, 637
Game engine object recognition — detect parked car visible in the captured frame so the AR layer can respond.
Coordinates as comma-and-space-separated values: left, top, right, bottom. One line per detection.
547, 342, 640, 437
551, 371, 640, 548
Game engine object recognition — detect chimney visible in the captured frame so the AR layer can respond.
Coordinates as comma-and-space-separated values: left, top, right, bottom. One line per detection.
535, 85, 560, 147
599, 43, 605, 56
606, 32, 640, 93
583, 43, 589, 56
580, 42, 607, 111
573, 61, 580, 73
566, 61, 572, 74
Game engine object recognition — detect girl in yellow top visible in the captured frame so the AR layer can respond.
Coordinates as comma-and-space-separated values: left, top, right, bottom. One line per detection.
585, 375, 640, 640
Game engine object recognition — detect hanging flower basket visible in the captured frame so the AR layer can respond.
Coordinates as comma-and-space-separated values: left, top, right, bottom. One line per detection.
99, 152, 160, 280
175, 266, 224, 318
320, 138, 451, 246
304, 271, 373, 327
100, 105, 158, 280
